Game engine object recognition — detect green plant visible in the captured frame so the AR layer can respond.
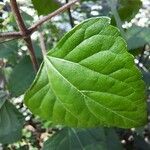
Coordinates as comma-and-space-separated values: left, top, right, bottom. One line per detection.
0, 0, 149, 149
25, 17, 147, 128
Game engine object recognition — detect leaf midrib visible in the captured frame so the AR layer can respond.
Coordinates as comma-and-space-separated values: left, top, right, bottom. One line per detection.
44, 61, 80, 125
49, 56, 136, 93
45, 57, 106, 125
46, 56, 139, 125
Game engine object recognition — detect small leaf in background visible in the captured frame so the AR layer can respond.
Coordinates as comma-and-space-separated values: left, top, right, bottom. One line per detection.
25, 17, 147, 128
0, 70, 5, 89
0, 40, 18, 59
2, 66, 13, 84
31, 0, 61, 16
126, 25, 150, 50
8, 56, 35, 97
111, 0, 142, 25
142, 71, 150, 87
0, 101, 24, 144
21, 11, 34, 27
43, 127, 123, 150
0, 90, 7, 108
33, 41, 43, 59
134, 135, 150, 150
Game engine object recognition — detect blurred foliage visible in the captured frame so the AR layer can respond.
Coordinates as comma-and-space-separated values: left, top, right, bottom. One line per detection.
0, 0, 150, 149
43, 128, 124, 150
32, 0, 61, 16
111, 0, 142, 25
8, 56, 36, 97
0, 95, 24, 144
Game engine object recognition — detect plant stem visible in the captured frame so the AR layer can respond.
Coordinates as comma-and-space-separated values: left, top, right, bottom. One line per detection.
0, 0, 79, 40
108, 0, 126, 39
0, 32, 21, 40
9, 0, 28, 36
24, 37, 39, 71
39, 32, 47, 57
10, 0, 39, 72
1, 0, 79, 71
66, 0, 74, 28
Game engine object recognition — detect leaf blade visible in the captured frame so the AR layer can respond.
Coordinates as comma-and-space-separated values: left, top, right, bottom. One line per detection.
43, 127, 124, 150
31, 0, 60, 15
25, 17, 147, 128
0, 101, 24, 144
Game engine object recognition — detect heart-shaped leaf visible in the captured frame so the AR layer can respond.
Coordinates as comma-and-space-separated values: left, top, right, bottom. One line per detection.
25, 17, 147, 128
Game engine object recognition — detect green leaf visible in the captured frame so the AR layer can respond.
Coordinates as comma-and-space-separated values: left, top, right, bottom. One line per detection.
0, 40, 18, 59
0, 101, 24, 144
0, 90, 7, 108
25, 17, 147, 128
126, 25, 150, 50
8, 56, 35, 97
21, 11, 34, 27
111, 0, 142, 24
134, 135, 150, 150
142, 71, 150, 87
81, 0, 97, 1
43, 127, 123, 150
32, 0, 60, 16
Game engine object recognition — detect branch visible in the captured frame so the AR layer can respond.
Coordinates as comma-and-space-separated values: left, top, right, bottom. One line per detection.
24, 37, 39, 71
29, 0, 79, 33
1, 0, 79, 72
66, 0, 75, 28
10, 0, 39, 72
10, 0, 28, 36
0, 0, 79, 40
0, 32, 21, 40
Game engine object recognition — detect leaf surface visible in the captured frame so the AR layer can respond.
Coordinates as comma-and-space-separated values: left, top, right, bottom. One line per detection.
126, 25, 150, 50
31, 0, 60, 15
25, 17, 147, 128
8, 56, 35, 97
0, 101, 24, 144
111, 0, 142, 24
0, 40, 18, 59
43, 127, 123, 150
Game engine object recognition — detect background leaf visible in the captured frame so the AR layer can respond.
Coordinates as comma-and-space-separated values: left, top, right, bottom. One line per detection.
31, 0, 61, 16
0, 40, 18, 59
0, 101, 24, 144
126, 25, 150, 50
8, 56, 35, 97
0, 90, 7, 108
43, 127, 124, 150
111, 0, 142, 25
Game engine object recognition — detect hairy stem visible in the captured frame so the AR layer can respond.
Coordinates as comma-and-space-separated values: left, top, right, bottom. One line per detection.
0, 32, 21, 40
0, 0, 79, 71
0, 0, 79, 40
10, 0, 39, 71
